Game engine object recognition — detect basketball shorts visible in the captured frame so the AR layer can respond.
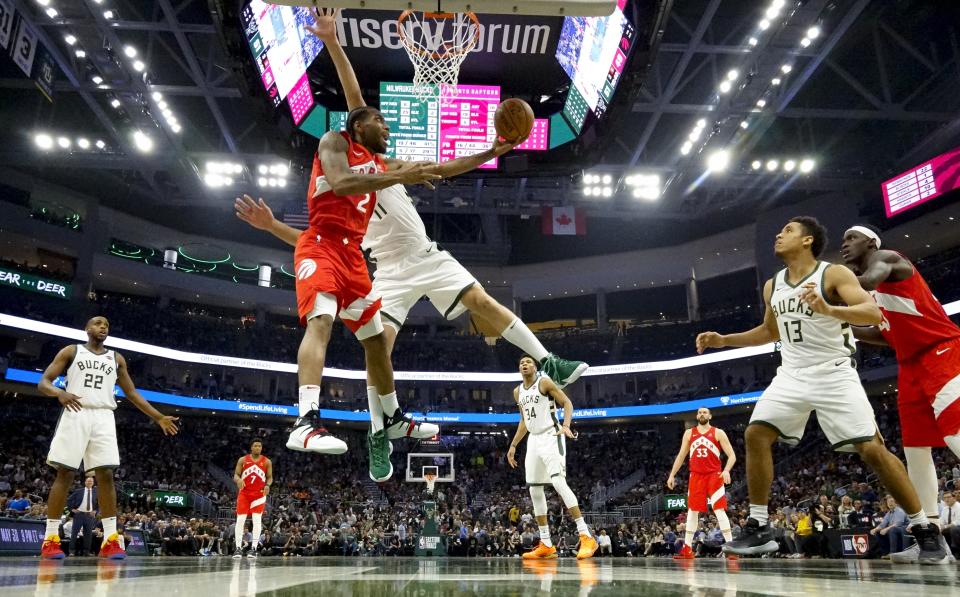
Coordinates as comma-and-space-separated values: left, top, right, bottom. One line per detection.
525, 431, 567, 485
373, 243, 477, 329
294, 232, 382, 336
236, 491, 266, 516
897, 337, 960, 447
46, 408, 120, 472
750, 359, 878, 453
688, 471, 726, 512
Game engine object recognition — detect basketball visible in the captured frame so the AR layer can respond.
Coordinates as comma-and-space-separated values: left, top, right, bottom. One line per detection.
494, 98, 535, 143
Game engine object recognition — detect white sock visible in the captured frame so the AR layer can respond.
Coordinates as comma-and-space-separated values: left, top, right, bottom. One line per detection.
500, 319, 550, 362
574, 517, 590, 537
379, 391, 400, 418
298, 385, 320, 417
45, 519, 60, 539
367, 386, 385, 432
750, 504, 769, 526
905, 447, 940, 521
907, 510, 929, 528
235, 514, 247, 548
538, 525, 553, 547
102, 516, 117, 541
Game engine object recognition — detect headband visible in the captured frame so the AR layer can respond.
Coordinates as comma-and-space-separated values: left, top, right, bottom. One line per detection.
846, 225, 881, 248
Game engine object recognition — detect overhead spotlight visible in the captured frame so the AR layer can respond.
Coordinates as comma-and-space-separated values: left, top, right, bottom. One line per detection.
680, 141, 692, 155
110, 98, 121, 108
807, 26, 821, 39
91, 75, 103, 85
706, 149, 730, 173
103, 10, 115, 19
95, 139, 106, 149
766, 159, 779, 171
57, 136, 71, 149
759, 19, 770, 30
204, 174, 223, 188
781, 64, 793, 74
77, 138, 90, 149
34, 133, 54, 150
233, 164, 243, 174
601, 174, 612, 185
783, 159, 796, 172
268, 178, 278, 188
258, 177, 268, 188
739, 121, 749, 129
771, 77, 782, 85
275, 164, 289, 177
162, 109, 173, 119
751, 160, 762, 170
133, 60, 146, 72
601, 187, 613, 198
633, 187, 659, 200
132, 130, 153, 153
277, 178, 287, 188
64, 34, 77, 45
167, 116, 178, 125
45, 7, 57, 18
771, 0, 786, 8
756, 99, 767, 108
36, 0, 51, 6
748, 37, 758, 47
800, 37, 811, 48
124, 46, 137, 58
727, 70, 739, 81
765, 6, 780, 19
170, 123, 182, 133
718, 80, 732, 94
688, 127, 703, 142
157, 100, 168, 110
799, 158, 815, 173
152, 92, 163, 101
258, 165, 269, 175
75, 49, 86, 58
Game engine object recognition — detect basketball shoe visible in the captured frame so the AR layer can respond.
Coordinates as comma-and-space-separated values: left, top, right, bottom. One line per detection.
99, 533, 126, 560
368, 429, 394, 482
577, 534, 599, 560
522, 542, 558, 560
383, 410, 440, 440
721, 518, 778, 556
286, 410, 348, 454
540, 355, 588, 388
891, 532, 955, 564
673, 544, 695, 559
40, 536, 65, 560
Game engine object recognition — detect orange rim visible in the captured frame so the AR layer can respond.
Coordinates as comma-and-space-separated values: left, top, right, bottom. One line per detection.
397, 10, 481, 60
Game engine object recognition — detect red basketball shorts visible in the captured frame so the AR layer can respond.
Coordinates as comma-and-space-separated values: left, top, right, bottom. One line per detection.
688, 471, 726, 512
236, 491, 266, 516
294, 232, 381, 334
898, 338, 960, 448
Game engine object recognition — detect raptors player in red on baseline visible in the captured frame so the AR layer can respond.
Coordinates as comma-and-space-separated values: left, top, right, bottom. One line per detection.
842, 224, 960, 562
666, 407, 737, 559
233, 439, 272, 558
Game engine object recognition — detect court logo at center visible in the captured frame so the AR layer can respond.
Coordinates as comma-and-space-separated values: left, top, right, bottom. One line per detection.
297, 259, 317, 280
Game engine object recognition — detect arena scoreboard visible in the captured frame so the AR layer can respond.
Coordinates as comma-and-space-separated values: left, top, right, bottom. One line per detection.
882, 146, 960, 217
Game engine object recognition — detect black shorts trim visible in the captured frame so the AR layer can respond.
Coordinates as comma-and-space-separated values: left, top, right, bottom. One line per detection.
526, 483, 552, 487
831, 435, 877, 450
381, 310, 403, 329
749, 420, 802, 442
443, 282, 476, 319
46, 460, 79, 472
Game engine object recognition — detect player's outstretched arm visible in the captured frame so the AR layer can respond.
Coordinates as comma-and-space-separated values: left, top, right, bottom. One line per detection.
319, 132, 440, 194
38, 345, 83, 412
234, 195, 302, 248
541, 377, 577, 439
666, 429, 693, 490
392, 137, 523, 180
305, 9, 365, 111
696, 279, 779, 353
802, 265, 882, 326
115, 352, 179, 435
716, 429, 736, 484
507, 387, 527, 468
851, 325, 889, 346
856, 250, 911, 291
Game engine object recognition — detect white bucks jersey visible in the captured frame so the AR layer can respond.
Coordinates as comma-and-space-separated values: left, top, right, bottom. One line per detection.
363, 184, 432, 264
770, 262, 856, 368
518, 373, 560, 435
65, 345, 118, 410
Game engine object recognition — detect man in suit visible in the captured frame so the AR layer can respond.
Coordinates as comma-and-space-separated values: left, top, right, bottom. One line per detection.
941, 491, 960, 554
68, 477, 98, 556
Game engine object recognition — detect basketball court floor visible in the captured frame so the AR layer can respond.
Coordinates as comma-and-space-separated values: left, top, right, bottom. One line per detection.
5, 557, 958, 596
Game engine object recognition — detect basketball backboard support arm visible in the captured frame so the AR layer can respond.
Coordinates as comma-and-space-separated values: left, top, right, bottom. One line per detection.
266, 1, 617, 17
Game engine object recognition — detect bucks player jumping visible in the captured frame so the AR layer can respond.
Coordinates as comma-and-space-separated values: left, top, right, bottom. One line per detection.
506, 356, 598, 560
696, 217, 946, 563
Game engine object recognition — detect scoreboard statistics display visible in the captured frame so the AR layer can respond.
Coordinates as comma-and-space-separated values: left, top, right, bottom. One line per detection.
240, 1, 322, 124
882, 146, 960, 217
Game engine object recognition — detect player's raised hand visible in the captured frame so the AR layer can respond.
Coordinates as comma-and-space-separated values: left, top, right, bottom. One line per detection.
799, 282, 832, 316
492, 136, 524, 157
695, 331, 725, 354
666, 475, 675, 490
155, 415, 180, 436
507, 445, 518, 468
306, 7, 340, 44
235, 195, 275, 230
57, 390, 83, 412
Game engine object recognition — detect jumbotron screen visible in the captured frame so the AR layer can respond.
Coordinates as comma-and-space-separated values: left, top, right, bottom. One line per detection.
882, 146, 960, 217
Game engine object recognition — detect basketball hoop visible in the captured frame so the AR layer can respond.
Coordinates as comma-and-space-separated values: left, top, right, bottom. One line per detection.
397, 10, 481, 105
424, 472, 437, 495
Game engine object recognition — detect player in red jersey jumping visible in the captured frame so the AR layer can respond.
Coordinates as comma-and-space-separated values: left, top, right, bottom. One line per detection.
232, 439, 272, 558
843, 224, 960, 562
666, 407, 737, 559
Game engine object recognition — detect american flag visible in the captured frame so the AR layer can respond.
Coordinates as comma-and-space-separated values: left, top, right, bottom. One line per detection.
282, 200, 309, 228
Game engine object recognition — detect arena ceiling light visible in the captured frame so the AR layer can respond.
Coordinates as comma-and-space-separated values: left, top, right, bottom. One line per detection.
706, 149, 730, 173
95, 139, 106, 149
766, 159, 779, 171
123, 46, 137, 58
207, 161, 243, 175
45, 7, 57, 18
771, 77, 781, 86
103, 10, 115, 19
152, 91, 162, 101
748, 37, 758, 47
751, 160, 762, 170
680, 141, 692, 155
109, 98, 120, 108
799, 158, 815, 173
77, 138, 90, 149
204, 174, 233, 188
34, 133, 53, 150
780, 64, 793, 74
36, 0, 51, 6
75, 49, 86, 58
91, 75, 103, 85
807, 26, 821, 39
625, 173, 661, 201
131, 130, 153, 153
783, 159, 796, 172
64, 34, 76, 45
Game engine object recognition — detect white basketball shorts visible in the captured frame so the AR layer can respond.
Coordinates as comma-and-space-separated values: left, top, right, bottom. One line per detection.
47, 408, 120, 472
750, 359, 878, 453
373, 244, 477, 329
525, 431, 567, 485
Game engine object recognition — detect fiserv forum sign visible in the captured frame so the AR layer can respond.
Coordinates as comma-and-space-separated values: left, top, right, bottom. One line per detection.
0, 267, 71, 299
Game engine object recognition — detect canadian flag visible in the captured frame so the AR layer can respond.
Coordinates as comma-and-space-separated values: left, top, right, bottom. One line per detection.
541, 206, 586, 236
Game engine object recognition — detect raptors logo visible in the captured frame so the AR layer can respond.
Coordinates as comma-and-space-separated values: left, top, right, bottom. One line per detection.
297, 259, 317, 280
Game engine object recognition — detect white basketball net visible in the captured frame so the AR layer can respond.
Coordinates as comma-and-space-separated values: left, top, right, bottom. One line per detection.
424, 474, 437, 495
398, 11, 480, 105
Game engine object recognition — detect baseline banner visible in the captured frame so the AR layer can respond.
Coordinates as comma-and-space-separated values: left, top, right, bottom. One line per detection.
0, 269, 71, 299
0, 517, 43, 555
4, 367, 759, 423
